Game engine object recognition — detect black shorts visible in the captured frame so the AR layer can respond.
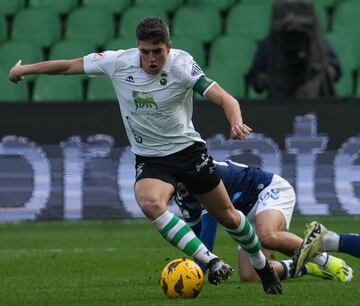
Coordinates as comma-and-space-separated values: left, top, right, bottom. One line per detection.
134, 142, 220, 194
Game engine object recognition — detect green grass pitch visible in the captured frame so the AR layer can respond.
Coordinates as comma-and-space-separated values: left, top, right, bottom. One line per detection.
0, 216, 359, 305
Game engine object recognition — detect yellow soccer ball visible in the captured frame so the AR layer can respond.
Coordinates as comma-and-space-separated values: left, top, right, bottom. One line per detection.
160, 258, 204, 299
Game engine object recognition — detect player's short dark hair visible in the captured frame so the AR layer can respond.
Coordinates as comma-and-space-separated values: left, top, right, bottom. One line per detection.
136, 17, 170, 44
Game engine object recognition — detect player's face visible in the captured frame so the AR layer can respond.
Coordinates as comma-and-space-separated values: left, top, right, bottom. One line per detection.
138, 40, 171, 75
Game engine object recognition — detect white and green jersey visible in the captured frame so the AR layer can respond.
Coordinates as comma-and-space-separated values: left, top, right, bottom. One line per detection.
83, 48, 215, 156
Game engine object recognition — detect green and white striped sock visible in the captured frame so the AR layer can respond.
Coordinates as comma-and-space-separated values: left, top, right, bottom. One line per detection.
153, 211, 217, 264
225, 210, 266, 269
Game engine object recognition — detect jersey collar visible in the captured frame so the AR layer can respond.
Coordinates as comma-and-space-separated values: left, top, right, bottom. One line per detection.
162, 49, 174, 74
134, 49, 141, 67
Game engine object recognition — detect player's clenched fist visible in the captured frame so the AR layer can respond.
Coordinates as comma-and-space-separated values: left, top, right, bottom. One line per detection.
230, 123, 252, 139
9, 60, 25, 84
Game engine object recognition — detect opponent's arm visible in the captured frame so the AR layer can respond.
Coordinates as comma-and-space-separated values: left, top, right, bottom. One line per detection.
9, 58, 84, 84
205, 83, 252, 140
199, 212, 218, 253
193, 212, 218, 272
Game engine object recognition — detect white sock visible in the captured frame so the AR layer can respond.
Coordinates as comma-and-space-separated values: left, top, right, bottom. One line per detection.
193, 246, 217, 264
225, 210, 266, 270
249, 252, 266, 270
311, 252, 329, 267
153, 210, 217, 264
322, 231, 340, 252
280, 259, 292, 279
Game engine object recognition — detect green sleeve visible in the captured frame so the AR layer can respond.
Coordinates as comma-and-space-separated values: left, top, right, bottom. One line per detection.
193, 75, 215, 96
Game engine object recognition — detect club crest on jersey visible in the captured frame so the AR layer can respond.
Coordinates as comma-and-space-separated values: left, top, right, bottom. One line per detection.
132, 91, 158, 110
160, 78, 167, 85
160, 72, 168, 85
191, 63, 202, 76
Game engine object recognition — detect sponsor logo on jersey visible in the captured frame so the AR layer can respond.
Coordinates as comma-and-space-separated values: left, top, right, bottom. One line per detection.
125, 75, 135, 83
258, 188, 280, 205
132, 91, 158, 110
135, 163, 145, 178
191, 63, 202, 76
196, 153, 210, 172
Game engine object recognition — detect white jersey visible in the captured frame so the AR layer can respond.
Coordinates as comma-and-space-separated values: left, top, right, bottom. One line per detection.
83, 48, 215, 156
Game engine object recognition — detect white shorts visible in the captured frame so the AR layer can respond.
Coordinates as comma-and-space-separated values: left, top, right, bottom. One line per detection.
246, 174, 296, 230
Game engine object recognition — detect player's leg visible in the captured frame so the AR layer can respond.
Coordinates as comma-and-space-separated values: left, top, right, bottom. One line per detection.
183, 144, 281, 293
245, 175, 349, 282
238, 247, 287, 295
197, 182, 265, 267
238, 247, 339, 282
135, 178, 173, 221
252, 174, 300, 254
248, 174, 332, 281
249, 202, 351, 281
134, 153, 230, 283
196, 183, 282, 294
135, 178, 223, 270
255, 209, 302, 256
278, 258, 336, 280
292, 221, 323, 276
247, 173, 299, 280
322, 229, 360, 258
253, 210, 337, 281
238, 248, 286, 281
251, 174, 315, 278
237, 188, 297, 284
293, 221, 354, 281
314, 252, 353, 282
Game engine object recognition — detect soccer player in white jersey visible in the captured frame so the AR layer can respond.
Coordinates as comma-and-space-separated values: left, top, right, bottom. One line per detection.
9, 17, 282, 294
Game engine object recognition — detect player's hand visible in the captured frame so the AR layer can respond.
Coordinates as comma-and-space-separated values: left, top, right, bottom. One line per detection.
8, 60, 25, 84
230, 123, 252, 140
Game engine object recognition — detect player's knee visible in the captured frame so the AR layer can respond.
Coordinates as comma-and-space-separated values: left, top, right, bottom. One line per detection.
219, 210, 240, 229
137, 195, 164, 218
258, 231, 278, 249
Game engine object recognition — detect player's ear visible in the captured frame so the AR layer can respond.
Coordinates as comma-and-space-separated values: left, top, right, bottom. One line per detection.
167, 41, 172, 52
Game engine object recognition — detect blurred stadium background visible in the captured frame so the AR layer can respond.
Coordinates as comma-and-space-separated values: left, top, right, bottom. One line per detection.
0, 1, 360, 304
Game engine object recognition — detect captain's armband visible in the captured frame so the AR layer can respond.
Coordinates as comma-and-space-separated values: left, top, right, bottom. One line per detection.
193, 75, 216, 96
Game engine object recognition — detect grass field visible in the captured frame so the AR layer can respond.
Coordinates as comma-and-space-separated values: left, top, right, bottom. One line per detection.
1, 216, 360, 306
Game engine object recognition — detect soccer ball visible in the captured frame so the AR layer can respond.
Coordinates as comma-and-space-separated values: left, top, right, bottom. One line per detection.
160, 258, 204, 299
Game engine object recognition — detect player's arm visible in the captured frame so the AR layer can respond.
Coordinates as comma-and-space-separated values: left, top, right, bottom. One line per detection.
8, 58, 84, 84
205, 82, 252, 139
199, 212, 218, 253
193, 212, 218, 272
205, 82, 252, 140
